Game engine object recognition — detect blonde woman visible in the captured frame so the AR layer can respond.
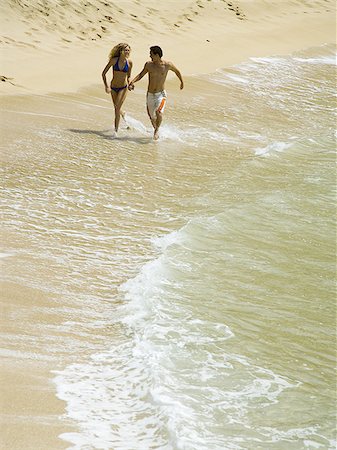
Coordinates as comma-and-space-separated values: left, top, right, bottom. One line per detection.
102, 43, 133, 136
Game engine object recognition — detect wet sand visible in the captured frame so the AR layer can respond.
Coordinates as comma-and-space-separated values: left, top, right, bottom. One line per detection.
1, 282, 73, 450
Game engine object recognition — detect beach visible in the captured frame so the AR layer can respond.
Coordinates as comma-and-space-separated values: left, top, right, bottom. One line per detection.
0, 0, 335, 95
1, 2, 336, 449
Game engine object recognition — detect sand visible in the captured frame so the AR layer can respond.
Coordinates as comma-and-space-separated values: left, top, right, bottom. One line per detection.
0, 0, 335, 95
0, 281, 75, 450
0, 1, 336, 449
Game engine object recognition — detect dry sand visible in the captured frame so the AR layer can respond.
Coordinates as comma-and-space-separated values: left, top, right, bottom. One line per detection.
0, 0, 335, 95
0, 1, 336, 449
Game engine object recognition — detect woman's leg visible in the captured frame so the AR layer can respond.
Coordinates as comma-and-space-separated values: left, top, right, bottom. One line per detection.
110, 90, 118, 132
111, 88, 128, 133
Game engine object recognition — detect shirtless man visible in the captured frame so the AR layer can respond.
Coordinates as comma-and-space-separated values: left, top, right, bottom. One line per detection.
128, 46, 184, 140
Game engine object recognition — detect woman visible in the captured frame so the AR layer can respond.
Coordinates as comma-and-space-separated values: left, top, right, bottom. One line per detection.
102, 43, 133, 136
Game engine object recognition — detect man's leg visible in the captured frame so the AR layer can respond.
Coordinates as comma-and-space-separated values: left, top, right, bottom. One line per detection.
147, 105, 156, 129
154, 111, 163, 140
153, 94, 166, 140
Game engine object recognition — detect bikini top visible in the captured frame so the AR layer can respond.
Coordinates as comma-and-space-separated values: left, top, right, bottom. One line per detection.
113, 57, 129, 73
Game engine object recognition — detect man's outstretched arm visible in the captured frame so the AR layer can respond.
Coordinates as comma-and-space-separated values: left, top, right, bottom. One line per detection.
129, 63, 149, 90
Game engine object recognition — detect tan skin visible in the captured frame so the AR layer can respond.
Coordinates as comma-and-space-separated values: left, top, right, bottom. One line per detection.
102, 45, 133, 133
129, 49, 184, 139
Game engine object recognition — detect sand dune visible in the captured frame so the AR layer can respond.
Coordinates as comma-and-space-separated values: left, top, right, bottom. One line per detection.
0, 0, 335, 95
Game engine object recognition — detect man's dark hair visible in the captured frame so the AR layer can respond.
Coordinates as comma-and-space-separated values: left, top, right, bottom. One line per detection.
150, 46, 163, 58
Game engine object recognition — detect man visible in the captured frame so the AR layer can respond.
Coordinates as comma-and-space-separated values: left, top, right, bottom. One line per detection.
129, 46, 184, 140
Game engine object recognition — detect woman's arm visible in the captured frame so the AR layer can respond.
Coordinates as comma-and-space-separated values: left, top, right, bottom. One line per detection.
101, 58, 114, 93
127, 61, 133, 87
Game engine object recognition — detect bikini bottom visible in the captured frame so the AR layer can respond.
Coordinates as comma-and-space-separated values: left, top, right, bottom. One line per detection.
111, 85, 127, 93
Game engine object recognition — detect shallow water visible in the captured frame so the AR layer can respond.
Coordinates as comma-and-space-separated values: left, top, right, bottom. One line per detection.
1, 44, 336, 449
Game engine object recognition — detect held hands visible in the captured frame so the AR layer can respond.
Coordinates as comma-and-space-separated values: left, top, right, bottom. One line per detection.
128, 83, 135, 91
105, 86, 111, 94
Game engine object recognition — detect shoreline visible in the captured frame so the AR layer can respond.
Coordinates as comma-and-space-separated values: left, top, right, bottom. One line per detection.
0, 41, 335, 101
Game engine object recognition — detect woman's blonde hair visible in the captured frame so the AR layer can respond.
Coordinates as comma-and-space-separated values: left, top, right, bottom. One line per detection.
109, 43, 130, 60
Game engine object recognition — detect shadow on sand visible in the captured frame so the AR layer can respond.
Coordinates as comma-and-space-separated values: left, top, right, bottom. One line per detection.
68, 128, 152, 145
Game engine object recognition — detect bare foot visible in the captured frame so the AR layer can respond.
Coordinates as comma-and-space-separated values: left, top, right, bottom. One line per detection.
121, 111, 131, 130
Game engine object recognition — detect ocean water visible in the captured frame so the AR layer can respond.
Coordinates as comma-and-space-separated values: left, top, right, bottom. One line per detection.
1, 44, 336, 449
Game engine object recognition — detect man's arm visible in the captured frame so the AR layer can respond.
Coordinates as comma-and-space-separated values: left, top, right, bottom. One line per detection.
128, 62, 149, 90
169, 62, 184, 90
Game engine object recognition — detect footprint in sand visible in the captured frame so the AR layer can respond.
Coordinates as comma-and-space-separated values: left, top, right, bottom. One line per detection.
183, 14, 193, 22
1, 76, 15, 86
